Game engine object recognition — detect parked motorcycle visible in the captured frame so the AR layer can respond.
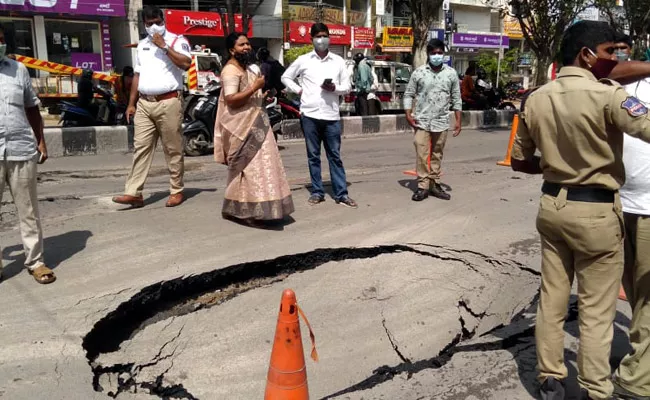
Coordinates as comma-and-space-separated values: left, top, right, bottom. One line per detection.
467, 78, 517, 111
59, 86, 120, 127
182, 81, 284, 156
277, 95, 301, 119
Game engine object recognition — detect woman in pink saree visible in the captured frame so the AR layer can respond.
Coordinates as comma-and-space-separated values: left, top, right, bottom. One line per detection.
214, 33, 294, 223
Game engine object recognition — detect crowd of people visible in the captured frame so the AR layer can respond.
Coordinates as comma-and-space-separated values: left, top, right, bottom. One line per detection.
2, 4, 650, 400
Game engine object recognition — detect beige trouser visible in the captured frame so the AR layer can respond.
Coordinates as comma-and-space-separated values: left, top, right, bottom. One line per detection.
535, 189, 624, 399
125, 97, 184, 197
614, 213, 650, 396
0, 157, 44, 272
414, 129, 447, 190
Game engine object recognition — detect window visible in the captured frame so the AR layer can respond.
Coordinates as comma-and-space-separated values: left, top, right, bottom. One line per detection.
395, 66, 410, 83
375, 67, 391, 84
44, 20, 102, 69
0, 18, 36, 77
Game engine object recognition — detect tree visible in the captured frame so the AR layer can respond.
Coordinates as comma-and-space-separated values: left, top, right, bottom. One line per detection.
477, 48, 519, 86
410, 0, 445, 68
483, 0, 589, 86
213, 0, 262, 35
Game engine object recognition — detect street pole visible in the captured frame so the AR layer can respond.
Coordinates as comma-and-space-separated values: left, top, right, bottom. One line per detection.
496, 12, 503, 88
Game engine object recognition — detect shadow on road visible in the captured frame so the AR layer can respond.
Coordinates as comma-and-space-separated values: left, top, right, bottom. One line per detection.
1, 230, 93, 280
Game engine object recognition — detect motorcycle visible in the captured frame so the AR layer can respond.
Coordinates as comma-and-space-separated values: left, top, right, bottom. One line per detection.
59, 86, 120, 127
182, 81, 284, 156
466, 79, 517, 111
277, 95, 301, 119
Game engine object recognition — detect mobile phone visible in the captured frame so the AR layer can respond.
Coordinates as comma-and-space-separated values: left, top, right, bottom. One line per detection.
323, 78, 333, 85
37, 151, 45, 164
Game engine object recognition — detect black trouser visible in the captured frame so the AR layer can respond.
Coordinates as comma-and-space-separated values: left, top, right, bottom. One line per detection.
355, 91, 378, 116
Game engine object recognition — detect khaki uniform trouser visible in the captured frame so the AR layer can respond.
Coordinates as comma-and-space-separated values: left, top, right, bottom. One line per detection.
125, 97, 184, 197
535, 189, 624, 400
614, 213, 650, 396
414, 129, 447, 190
0, 157, 44, 271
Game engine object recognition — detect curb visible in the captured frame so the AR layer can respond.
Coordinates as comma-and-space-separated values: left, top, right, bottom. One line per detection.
43, 110, 515, 157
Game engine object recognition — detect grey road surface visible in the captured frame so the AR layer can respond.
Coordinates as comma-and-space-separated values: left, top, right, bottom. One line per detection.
0, 130, 633, 400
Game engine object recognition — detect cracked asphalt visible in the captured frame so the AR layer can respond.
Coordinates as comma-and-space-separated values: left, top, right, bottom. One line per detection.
0, 130, 634, 399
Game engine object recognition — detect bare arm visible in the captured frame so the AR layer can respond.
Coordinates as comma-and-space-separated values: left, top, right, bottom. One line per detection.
25, 106, 44, 145
128, 73, 140, 109
609, 61, 650, 85
224, 84, 261, 109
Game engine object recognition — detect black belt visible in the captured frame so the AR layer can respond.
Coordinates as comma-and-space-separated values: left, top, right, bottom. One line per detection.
542, 181, 616, 203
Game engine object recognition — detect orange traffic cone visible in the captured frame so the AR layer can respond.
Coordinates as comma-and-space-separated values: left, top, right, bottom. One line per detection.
265, 289, 318, 400
497, 114, 519, 167
403, 136, 444, 177
618, 286, 628, 301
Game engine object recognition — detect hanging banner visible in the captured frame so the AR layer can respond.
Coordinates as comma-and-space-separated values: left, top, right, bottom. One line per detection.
352, 27, 375, 49
503, 16, 523, 38
382, 27, 413, 48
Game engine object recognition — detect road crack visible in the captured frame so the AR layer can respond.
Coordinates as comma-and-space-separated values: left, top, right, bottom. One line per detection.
381, 315, 412, 364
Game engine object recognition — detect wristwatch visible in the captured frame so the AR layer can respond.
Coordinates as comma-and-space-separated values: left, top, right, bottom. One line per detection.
162, 44, 169, 55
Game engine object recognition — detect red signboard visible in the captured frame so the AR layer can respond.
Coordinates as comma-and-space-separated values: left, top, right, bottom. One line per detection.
352, 27, 375, 49
288, 21, 351, 46
165, 10, 253, 37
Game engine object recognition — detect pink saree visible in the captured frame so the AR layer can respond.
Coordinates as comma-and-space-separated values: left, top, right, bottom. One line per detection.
214, 63, 294, 221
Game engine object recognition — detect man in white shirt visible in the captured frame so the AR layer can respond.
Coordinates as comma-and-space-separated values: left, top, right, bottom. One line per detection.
113, 6, 191, 209
281, 23, 357, 208
613, 40, 650, 400
0, 24, 55, 284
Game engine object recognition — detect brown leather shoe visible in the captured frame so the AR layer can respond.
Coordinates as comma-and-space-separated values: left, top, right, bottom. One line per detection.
166, 193, 184, 207
112, 194, 144, 208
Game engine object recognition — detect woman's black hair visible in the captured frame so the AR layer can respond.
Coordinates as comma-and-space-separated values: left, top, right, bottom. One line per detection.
225, 32, 248, 60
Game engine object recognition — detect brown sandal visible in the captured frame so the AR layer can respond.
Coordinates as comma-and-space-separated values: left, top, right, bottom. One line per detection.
28, 265, 56, 284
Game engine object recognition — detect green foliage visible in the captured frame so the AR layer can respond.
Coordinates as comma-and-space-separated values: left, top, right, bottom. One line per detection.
283, 45, 313, 66
477, 49, 519, 86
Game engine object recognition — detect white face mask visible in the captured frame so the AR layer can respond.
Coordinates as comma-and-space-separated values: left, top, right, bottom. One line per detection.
429, 54, 444, 66
0, 44, 6, 60
146, 23, 166, 37
313, 37, 330, 53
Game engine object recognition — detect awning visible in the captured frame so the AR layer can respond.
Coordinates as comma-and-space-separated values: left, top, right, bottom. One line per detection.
378, 45, 412, 53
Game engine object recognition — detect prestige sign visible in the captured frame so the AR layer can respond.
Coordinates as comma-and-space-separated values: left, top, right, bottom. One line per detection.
288, 21, 351, 46
165, 10, 253, 37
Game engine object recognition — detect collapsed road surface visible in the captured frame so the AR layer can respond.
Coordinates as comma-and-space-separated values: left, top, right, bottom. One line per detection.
83, 245, 539, 399
0, 131, 631, 399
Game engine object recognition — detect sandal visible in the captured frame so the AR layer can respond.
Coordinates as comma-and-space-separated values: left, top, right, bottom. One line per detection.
28, 265, 56, 284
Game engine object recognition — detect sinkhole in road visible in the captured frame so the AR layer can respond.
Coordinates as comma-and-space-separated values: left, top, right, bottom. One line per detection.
82, 244, 540, 400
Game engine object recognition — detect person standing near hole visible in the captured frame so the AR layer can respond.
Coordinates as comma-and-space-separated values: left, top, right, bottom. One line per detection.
112, 5, 191, 209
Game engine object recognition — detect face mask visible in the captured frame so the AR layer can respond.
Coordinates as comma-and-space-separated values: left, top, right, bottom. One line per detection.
0, 44, 6, 60
234, 51, 256, 66
615, 50, 629, 62
146, 23, 166, 37
429, 54, 444, 66
313, 37, 330, 53
587, 48, 619, 79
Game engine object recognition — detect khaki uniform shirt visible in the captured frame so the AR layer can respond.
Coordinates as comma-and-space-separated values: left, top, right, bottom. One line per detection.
512, 66, 650, 190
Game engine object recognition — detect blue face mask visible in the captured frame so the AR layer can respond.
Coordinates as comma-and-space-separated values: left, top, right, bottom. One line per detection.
429, 54, 444, 66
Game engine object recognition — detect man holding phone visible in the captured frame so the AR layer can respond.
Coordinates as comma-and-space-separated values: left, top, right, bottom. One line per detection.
281, 23, 357, 208
0, 23, 56, 284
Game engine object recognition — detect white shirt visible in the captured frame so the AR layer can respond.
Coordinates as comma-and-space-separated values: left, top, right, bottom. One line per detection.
135, 31, 191, 96
621, 78, 650, 215
281, 51, 351, 121
0, 58, 40, 161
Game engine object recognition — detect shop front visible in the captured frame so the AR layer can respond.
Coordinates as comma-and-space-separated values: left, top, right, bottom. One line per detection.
0, 0, 125, 74
164, 9, 266, 59
450, 32, 510, 75
286, 21, 351, 58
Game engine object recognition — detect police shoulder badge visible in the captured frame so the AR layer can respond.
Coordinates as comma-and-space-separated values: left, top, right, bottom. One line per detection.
621, 96, 649, 117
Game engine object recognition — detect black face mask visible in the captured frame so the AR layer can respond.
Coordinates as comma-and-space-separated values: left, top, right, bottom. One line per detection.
234, 51, 256, 66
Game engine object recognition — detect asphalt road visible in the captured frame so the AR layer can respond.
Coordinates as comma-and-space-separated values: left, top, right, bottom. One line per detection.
0, 130, 633, 400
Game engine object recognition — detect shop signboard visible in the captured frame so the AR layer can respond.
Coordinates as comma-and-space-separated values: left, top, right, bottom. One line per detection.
382, 26, 413, 48
101, 21, 112, 71
503, 16, 523, 39
287, 5, 366, 26
288, 21, 351, 46
352, 27, 375, 49
0, 0, 125, 17
428, 29, 444, 42
164, 10, 253, 37
451, 33, 509, 49
71, 53, 102, 71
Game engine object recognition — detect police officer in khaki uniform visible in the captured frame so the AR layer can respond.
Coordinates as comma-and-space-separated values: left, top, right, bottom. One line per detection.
511, 21, 650, 400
